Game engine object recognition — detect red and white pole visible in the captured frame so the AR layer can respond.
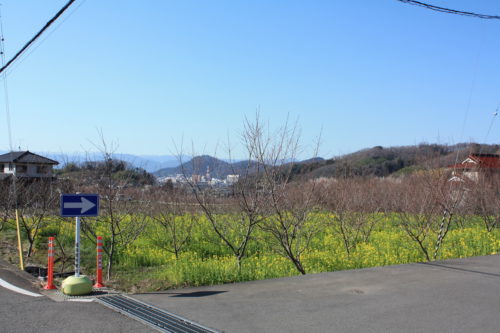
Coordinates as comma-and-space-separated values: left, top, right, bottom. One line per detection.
43, 237, 56, 290
93, 236, 104, 288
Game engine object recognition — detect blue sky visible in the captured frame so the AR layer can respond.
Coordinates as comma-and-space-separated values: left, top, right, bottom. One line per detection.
0, 0, 499, 159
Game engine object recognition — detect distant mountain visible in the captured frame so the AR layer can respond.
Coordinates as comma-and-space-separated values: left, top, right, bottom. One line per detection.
154, 155, 235, 178
4, 142, 496, 180
297, 157, 325, 164
153, 155, 323, 179
51, 153, 182, 172
0, 151, 182, 173
114, 154, 181, 172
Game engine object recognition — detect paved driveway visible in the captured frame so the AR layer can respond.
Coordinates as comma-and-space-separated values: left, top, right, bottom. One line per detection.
0, 259, 155, 333
133, 255, 500, 333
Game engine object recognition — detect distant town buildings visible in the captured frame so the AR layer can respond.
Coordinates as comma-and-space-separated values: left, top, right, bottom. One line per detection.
157, 172, 240, 190
0, 151, 59, 180
226, 174, 239, 184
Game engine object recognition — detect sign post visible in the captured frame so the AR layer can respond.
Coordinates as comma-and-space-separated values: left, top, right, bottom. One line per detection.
60, 194, 99, 295
75, 216, 81, 277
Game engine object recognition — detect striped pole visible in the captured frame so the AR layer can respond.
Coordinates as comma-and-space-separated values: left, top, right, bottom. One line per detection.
75, 216, 81, 277
43, 237, 56, 290
93, 236, 104, 288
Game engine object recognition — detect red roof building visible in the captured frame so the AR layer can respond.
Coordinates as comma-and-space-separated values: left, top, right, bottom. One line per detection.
448, 153, 500, 182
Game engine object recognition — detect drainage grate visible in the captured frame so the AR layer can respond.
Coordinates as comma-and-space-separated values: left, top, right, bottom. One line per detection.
97, 294, 219, 333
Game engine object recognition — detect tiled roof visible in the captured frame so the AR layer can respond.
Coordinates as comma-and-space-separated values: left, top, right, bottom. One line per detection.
449, 154, 500, 170
0, 151, 59, 165
471, 154, 500, 168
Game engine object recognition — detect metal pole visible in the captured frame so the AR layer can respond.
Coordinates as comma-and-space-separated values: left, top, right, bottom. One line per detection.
75, 216, 80, 277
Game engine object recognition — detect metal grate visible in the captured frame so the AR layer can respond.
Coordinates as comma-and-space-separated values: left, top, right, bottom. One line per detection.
97, 294, 219, 333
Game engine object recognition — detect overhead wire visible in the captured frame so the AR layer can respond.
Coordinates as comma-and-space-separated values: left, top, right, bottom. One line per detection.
0, 0, 76, 75
396, 0, 500, 20
0, 5, 23, 269
480, 105, 498, 148
3, 0, 87, 79
0, 0, 83, 269
397, 0, 500, 259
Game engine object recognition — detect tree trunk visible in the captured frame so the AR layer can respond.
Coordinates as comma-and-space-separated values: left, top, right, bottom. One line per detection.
27, 239, 34, 258
292, 257, 306, 275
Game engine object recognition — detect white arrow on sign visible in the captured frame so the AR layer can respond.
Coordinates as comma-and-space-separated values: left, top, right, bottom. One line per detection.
63, 197, 95, 214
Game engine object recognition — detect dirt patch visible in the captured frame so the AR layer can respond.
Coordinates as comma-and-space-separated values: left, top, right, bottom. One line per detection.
348, 288, 365, 294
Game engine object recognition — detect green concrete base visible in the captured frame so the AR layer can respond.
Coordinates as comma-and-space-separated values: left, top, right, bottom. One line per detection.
61, 275, 93, 296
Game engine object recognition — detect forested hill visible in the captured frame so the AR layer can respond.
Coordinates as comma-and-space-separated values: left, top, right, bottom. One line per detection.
56, 159, 156, 186
291, 143, 499, 179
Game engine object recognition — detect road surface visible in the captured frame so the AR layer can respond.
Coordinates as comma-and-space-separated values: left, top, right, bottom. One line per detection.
133, 255, 500, 333
2, 255, 500, 332
0, 258, 154, 333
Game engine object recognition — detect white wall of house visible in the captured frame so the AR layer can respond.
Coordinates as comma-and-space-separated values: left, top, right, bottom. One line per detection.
3, 163, 13, 174
1, 163, 53, 177
463, 171, 479, 182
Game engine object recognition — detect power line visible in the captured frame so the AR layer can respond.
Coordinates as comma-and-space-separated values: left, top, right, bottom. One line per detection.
396, 0, 500, 19
3, 0, 87, 78
0, 5, 23, 270
0, 0, 76, 75
482, 106, 498, 144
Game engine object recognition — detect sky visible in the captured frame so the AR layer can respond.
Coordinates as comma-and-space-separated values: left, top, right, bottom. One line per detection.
0, 0, 499, 159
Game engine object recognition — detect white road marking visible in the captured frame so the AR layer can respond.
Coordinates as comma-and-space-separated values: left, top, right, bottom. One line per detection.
0, 277, 43, 297
67, 298, 94, 302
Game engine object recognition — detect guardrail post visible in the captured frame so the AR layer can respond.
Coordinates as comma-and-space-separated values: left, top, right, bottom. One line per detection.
43, 237, 57, 290
93, 236, 104, 288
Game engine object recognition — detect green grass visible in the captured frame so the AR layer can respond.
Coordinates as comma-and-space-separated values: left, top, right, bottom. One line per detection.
1, 213, 498, 292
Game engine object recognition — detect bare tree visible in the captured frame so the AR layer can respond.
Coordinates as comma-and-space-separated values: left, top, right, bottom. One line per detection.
54, 228, 74, 273
261, 181, 321, 275
393, 173, 444, 261
80, 133, 150, 279
323, 178, 382, 256
431, 172, 467, 259
246, 115, 321, 275
180, 159, 263, 271
150, 190, 197, 259
469, 172, 500, 232
38, 216, 75, 274
0, 181, 14, 232
16, 179, 59, 257
172, 122, 273, 272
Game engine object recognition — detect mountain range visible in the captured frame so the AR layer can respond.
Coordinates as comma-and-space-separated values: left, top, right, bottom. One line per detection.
0, 151, 181, 173
3, 142, 498, 179
154, 143, 499, 179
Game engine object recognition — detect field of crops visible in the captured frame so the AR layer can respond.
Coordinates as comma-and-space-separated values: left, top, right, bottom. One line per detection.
1, 213, 498, 292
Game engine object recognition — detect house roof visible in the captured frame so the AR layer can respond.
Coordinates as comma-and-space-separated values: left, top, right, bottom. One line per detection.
0, 151, 59, 165
448, 153, 500, 170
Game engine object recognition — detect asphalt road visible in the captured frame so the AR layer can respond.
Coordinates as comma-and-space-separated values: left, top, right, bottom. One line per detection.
2, 255, 500, 333
133, 255, 500, 333
0, 259, 155, 333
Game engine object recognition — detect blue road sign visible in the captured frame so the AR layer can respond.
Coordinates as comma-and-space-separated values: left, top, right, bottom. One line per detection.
61, 194, 99, 217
